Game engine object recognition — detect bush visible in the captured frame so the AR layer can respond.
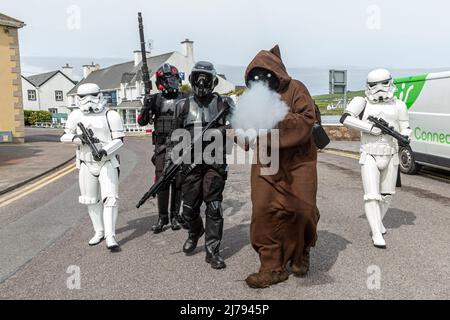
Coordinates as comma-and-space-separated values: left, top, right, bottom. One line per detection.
24, 110, 52, 126
224, 87, 246, 97
180, 84, 192, 94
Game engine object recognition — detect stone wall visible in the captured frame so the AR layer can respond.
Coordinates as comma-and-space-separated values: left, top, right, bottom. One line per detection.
323, 124, 360, 141
0, 25, 24, 143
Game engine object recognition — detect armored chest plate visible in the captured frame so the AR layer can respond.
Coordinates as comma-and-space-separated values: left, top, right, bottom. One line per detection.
184, 96, 222, 127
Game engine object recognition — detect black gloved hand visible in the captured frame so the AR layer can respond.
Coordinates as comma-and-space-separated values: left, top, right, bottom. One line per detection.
93, 149, 107, 162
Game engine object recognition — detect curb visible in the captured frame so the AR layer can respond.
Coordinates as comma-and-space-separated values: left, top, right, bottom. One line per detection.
0, 156, 76, 196
323, 147, 359, 156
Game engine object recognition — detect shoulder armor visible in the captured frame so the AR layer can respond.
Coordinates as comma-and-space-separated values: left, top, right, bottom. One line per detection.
106, 110, 125, 139
345, 96, 367, 117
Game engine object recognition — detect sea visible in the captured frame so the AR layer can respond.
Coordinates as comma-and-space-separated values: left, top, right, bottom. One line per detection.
21, 56, 450, 96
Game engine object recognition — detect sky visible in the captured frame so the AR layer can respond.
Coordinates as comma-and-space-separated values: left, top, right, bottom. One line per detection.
1, 0, 450, 69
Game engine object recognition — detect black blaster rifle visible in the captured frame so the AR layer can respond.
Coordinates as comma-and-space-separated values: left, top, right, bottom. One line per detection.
138, 12, 153, 112
77, 122, 102, 161
136, 102, 231, 209
367, 116, 410, 147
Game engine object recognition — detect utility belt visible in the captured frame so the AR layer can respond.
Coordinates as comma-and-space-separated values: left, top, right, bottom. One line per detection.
360, 142, 398, 156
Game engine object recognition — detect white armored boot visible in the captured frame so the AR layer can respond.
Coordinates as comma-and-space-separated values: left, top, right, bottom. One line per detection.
103, 200, 119, 251
88, 203, 105, 246
364, 199, 386, 248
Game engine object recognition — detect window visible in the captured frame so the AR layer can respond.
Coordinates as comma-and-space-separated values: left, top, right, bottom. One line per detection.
48, 108, 58, 114
28, 90, 36, 101
103, 91, 117, 106
55, 90, 63, 101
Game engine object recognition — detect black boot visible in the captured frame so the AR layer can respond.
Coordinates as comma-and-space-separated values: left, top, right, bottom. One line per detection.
152, 215, 169, 234
183, 216, 204, 254
170, 184, 182, 231
152, 189, 170, 234
205, 201, 226, 269
170, 213, 181, 231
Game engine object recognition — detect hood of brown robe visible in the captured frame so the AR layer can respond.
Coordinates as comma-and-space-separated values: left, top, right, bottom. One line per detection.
245, 45, 292, 93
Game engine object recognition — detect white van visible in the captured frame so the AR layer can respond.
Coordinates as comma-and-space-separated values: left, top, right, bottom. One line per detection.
394, 72, 450, 174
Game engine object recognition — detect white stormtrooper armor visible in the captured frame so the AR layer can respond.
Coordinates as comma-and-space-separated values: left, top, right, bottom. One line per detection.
61, 83, 125, 250
341, 69, 412, 248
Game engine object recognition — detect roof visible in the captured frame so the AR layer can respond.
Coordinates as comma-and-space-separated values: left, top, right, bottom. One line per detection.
68, 52, 175, 95
117, 100, 143, 109
24, 70, 76, 88
0, 13, 25, 28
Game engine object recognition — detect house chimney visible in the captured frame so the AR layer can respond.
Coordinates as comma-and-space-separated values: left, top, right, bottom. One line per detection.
181, 39, 194, 62
134, 50, 151, 67
61, 63, 73, 79
82, 62, 100, 79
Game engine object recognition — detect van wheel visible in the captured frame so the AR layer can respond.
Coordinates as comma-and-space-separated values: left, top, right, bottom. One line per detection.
399, 146, 421, 175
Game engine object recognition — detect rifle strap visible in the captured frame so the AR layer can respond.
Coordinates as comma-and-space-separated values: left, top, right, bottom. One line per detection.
105, 109, 113, 139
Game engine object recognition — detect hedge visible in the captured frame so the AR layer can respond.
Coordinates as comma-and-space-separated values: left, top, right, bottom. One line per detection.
24, 110, 52, 126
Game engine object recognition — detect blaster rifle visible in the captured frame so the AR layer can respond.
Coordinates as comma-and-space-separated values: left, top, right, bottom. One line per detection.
136, 102, 231, 209
367, 116, 410, 147
138, 13, 153, 112
77, 122, 102, 161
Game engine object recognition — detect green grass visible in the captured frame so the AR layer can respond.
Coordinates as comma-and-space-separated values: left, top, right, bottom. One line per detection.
313, 90, 365, 115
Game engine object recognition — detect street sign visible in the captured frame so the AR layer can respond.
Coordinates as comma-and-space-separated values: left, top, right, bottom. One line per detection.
329, 70, 347, 94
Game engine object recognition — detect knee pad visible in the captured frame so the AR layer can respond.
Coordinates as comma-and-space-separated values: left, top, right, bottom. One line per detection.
79, 196, 99, 205
103, 197, 119, 208
364, 194, 382, 201
381, 194, 393, 203
182, 203, 198, 222
206, 201, 223, 220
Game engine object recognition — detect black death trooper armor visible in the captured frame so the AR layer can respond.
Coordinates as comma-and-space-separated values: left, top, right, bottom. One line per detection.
138, 63, 185, 233
170, 61, 235, 270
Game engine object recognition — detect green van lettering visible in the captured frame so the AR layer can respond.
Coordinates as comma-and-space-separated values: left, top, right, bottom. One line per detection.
415, 127, 422, 140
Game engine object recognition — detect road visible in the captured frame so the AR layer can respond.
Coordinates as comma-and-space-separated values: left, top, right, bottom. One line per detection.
0, 135, 449, 300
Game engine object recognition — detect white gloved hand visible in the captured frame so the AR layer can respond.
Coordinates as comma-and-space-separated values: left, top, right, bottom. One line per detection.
370, 126, 382, 136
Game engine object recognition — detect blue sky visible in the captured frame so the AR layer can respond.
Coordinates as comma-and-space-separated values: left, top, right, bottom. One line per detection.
2, 0, 450, 69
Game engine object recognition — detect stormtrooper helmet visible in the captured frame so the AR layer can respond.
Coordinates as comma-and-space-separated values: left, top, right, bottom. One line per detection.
76, 83, 107, 114
365, 69, 396, 103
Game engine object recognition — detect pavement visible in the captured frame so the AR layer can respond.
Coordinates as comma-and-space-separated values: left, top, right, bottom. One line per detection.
0, 128, 74, 194
0, 133, 449, 300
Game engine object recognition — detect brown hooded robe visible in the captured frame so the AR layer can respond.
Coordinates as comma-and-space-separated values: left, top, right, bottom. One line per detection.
246, 45, 320, 273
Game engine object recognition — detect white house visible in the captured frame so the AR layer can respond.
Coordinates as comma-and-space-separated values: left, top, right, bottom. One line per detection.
68, 39, 236, 131
22, 64, 77, 117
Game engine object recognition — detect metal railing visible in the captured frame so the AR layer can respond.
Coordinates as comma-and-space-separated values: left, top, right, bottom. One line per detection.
33, 122, 65, 129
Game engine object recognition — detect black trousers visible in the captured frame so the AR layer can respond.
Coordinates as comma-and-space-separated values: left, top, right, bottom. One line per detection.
152, 147, 182, 218
181, 164, 227, 256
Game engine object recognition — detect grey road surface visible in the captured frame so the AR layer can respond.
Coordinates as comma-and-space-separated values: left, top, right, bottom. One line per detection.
0, 136, 449, 299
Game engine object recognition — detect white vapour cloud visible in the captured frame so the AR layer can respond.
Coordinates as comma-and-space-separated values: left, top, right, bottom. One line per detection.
231, 82, 289, 132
